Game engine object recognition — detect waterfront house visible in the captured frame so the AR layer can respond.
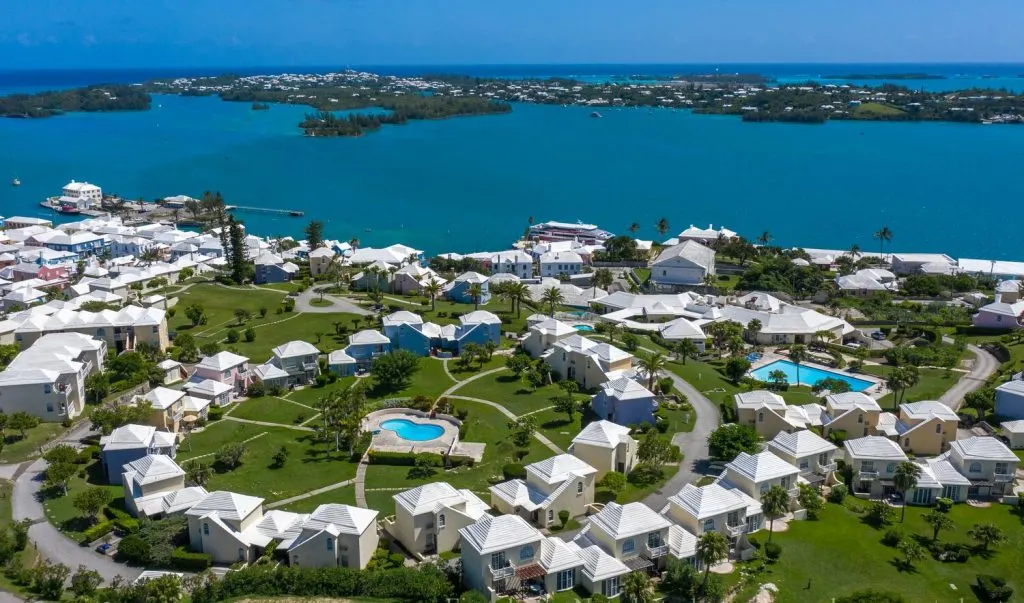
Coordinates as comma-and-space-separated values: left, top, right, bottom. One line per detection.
253, 252, 299, 284
995, 380, 1024, 419
308, 247, 337, 278
590, 377, 657, 426
539, 251, 584, 278
523, 318, 577, 358
835, 272, 895, 297
286, 504, 379, 569
351, 260, 394, 291
579, 501, 679, 571
392, 263, 444, 295
3, 217, 54, 230
665, 482, 763, 545
649, 240, 715, 287
491, 250, 535, 278
445, 271, 490, 305
388, 482, 490, 557
490, 454, 597, 529
895, 401, 958, 455
349, 244, 422, 266
0, 332, 105, 421
943, 436, 1019, 498
60, 180, 102, 207
734, 390, 825, 439
193, 351, 250, 400
136, 386, 186, 433
344, 330, 391, 369
722, 451, 801, 502
100, 423, 178, 485
270, 340, 320, 385
568, 420, 638, 479
843, 436, 908, 498
890, 253, 956, 276
547, 334, 633, 389
994, 279, 1022, 304
675, 225, 737, 246
766, 430, 838, 480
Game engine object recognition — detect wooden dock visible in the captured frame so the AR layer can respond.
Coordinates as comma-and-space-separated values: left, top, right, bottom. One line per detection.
225, 205, 305, 217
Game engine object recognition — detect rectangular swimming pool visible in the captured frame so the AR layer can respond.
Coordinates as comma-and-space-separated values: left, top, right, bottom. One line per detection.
749, 360, 874, 392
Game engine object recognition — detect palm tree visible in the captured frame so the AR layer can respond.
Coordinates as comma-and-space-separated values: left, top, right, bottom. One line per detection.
695, 531, 728, 588
637, 352, 667, 391
501, 281, 529, 317
676, 338, 699, 365
348, 237, 360, 250
923, 509, 954, 543
628, 222, 641, 234
608, 323, 623, 345
592, 268, 614, 297
655, 217, 670, 238
468, 283, 483, 311
622, 571, 654, 603
849, 243, 862, 261
746, 318, 762, 343
874, 226, 893, 262
767, 369, 788, 388
423, 280, 442, 312
789, 345, 807, 386
540, 286, 564, 317
761, 485, 790, 544
757, 230, 772, 246
892, 461, 921, 522
967, 523, 1006, 552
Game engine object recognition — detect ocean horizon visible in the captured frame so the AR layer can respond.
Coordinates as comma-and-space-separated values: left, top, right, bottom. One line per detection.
2, 64, 1023, 260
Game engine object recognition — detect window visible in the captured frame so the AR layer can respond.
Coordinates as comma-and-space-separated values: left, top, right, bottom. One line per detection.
603, 576, 621, 597
438, 514, 446, 529
548, 510, 554, 522
702, 519, 715, 533
969, 462, 982, 473
577, 481, 584, 494
340, 554, 349, 567
886, 463, 896, 474
904, 438, 910, 447
46, 404, 53, 413
760, 483, 769, 494
935, 423, 942, 433
520, 544, 535, 560
490, 552, 506, 570
862, 461, 875, 472
647, 532, 662, 548
758, 412, 764, 423
44, 384, 51, 394
326, 538, 333, 551
556, 568, 575, 591
799, 460, 809, 470
203, 523, 209, 535
996, 462, 1009, 475
622, 538, 635, 554
857, 414, 863, 423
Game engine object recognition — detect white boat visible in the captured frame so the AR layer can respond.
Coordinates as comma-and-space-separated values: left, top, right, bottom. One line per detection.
11, 178, 20, 187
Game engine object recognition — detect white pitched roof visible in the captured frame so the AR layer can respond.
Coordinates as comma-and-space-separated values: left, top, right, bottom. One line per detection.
588, 502, 670, 539
184, 378, 233, 397
123, 454, 184, 486
668, 483, 749, 519
667, 524, 698, 559
302, 503, 378, 535
186, 490, 264, 522
768, 430, 837, 458
826, 391, 882, 413
326, 350, 355, 366
140, 387, 185, 410
652, 240, 715, 271
734, 390, 786, 411
567, 539, 630, 581
393, 482, 464, 515
459, 514, 540, 554
526, 454, 598, 485
598, 377, 655, 402
197, 350, 249, 371
272, 340, 319, 358
349, 330, 390, 345
539, 537, 585, 572
843, 436, 908, 461
924, 457, 972, 487
101, 424, 157, 451
1001, 419, 1024, 434
530, 318, 576, 337
658, 317, 706, 340
572, 420, 633, 449
725, 451, 800, 483
948, 436, 1017, 462
900, 400, 958, 422
383, 311, 423, 326
460, 310, 501, 325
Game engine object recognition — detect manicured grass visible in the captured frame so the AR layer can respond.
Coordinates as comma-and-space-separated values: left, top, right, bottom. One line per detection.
364, 490, 402, 516
666, 359, 741, 409
171, 283, 286, 335
228, 396, 313, 425
657, 404, 696, 434
532, 408, 585, 450
192, 425, 359, 503
596, 464, 681, 504
283, 377, 358, 407
365, 357, 454, 402
859, 364, 957, 409
455, 372, 563, 415
42, 462, 123, 542
739, 501, 1024, 603
0, 423, 66, 463
778, 385, 819, 406
308, 298, 334, 307
179, 420, 255, 461
853, 101, 906, 117
277, 485, 358, 514
219, 312, 360, 361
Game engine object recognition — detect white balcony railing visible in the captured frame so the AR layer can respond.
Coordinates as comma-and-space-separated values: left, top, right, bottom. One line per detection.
859, 471, 879, 481
726, 523, 746, 538
993, 472, 1015, 483
816, 461, 837, 474
302, 362, 318, 372
489, 565, 514, 580
644, 544, 669, 558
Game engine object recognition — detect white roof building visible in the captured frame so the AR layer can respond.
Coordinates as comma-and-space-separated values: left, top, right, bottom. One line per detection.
459, 514, 540, 554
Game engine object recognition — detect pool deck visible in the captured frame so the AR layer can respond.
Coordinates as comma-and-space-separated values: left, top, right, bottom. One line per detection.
749, 351, 887, 398
363, 409, 459, 456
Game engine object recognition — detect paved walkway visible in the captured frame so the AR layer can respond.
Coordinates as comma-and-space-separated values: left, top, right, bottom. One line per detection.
295, 286, 373, 314
224, 416, 313, 431
354, 456, 369, 507
941, 344, 998, 410
265, 478, 355, 509
439, 366, 507, 398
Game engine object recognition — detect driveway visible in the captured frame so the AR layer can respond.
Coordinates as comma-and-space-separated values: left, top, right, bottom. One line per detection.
643, 371, 720, 513
293, 286, 372, 315
941, 344, 999, 410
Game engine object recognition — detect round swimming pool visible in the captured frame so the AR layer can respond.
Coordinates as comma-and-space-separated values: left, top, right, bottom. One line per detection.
574, 324, 594, 332
379, 418, 445, 441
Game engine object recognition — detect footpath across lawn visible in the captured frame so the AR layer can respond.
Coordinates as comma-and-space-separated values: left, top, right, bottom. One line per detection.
228, 396, 313, 426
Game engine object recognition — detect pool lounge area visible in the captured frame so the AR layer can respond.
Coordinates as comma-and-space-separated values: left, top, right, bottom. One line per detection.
363, 409, 460, 456
749, 359, 877, 392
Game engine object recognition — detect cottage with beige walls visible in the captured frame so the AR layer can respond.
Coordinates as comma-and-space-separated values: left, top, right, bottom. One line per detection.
567, 420, 638, 479
388, 482, 490, 557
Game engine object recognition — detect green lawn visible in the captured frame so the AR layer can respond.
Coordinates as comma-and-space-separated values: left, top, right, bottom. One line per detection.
42, 462, 123, 542
853, 101, 906, 117
0, 423, 66, 463
657, 404, 697, 434
859, 364, 957, 409
0, 480, 40, 598
778, 386, 819, 406
596, 464, 680, 504
217, 312, 360, 361
284, 377, 358, 407
228, 396, 314, 425
455, 371, 563, 415
735, 501, 1024, 603
170, 283, 286, 335
666, 359, 742, 409
532, 408, 586, 450
179, 420, 255, 460
277, 485, 358, 514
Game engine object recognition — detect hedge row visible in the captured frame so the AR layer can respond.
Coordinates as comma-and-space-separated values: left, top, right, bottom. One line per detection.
171, 546, 213, 571
81, 520, 115, 544
367, 451, 444, 467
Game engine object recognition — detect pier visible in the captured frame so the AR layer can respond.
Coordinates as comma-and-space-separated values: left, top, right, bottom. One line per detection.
225, 205, 305, 217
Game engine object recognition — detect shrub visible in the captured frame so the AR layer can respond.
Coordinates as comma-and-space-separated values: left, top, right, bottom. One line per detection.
114, 518, 140, 534
116, 534, 152, 564
936, 497, 953, 512
558, 510, 570, 528
747, 535, 760, 549
763, 542, 782, 562
367, 451, 443, 467
81, 521, 115, 544
828, 484, 848, 503
226, 329, 240, 343
207, 407, 225, 421
170, 547, 213, 571
502, 463, 526, 480
247, 381, 266, 398
932, 542, 971, 563
882, 528, 903, 547
77, 445, 101, 464
976, 575, 1013, 602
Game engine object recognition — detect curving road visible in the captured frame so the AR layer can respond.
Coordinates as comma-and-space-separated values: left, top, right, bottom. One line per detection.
941, 344, 999, 410
293, 286, 373, 315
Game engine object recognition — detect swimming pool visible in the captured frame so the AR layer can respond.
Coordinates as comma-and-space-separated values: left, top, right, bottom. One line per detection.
379, 418, 445, 442
749, 360, 874, 392
574, 324, 594, 332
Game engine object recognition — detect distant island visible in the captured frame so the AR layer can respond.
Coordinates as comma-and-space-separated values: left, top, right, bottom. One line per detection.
251, 102, 270, 111
0, 85, 150, 118
821, 73, 947, 80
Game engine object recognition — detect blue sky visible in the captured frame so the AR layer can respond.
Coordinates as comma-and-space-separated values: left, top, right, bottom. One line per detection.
3, 0, 1022, 68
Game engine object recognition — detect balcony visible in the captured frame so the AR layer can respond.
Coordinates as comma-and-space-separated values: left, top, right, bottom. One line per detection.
993, 472, 1015, 483
489, 564, 514, 580
787, 487, 799, 498
816, 461, 837, 475
644, 543, 669, 559
858, 471, 879, 481
302, 362, 318, 372
726, 523, 746, 538
171, 409, 184, 423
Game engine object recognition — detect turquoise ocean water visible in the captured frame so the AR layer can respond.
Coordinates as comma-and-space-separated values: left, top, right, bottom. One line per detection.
1, 65, 1023, 258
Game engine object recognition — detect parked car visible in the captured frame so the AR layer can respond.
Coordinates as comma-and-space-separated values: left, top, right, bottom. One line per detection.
871, 331, 886, 341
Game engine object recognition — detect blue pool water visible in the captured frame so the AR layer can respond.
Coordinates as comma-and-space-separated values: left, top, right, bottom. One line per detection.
574, 324, 594, 332
379, 418, 445, 442
749, 360, 874, 392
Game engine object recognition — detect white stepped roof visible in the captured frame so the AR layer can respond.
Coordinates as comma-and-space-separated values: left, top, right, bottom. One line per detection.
303, 503, 378, 535
734, 390, 786, 410
539, 537, 585, 572
393, 482, 463, 515
566, 539, 630, 581
526, 454, 598, 485
272, 340, 319, 358
460, 310, 501, 325
843, 436, 908, 461
725, 451, 800, 483
186, 490, 264, 522
101, 424, 157, 451
383, 311, 423, 326
668, 483, 748, 520
459, 514, 540, 554
140, 387, 185, 410
589, 501, 670, 539
826, 391, 882, 413
572, 420, 633, 449
768, 430, 836, 458
948, 436, 1017, 462
123, 454, 184, 486
900, 401, 958, 422
197, 350, 249, 371
599, 377, 654, 402
666, 524, 698, 559
349, 330, 390, 345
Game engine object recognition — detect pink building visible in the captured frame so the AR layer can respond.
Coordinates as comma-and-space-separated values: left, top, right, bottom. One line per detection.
972, 301, 1024, 330
192, 351, 250, 401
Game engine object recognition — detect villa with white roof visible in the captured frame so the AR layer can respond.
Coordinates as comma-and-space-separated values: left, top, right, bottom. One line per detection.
821, 392, 883, 440
733, 390, 825, 439
995, 380, 1024, 420
721, 451, 801, 502
382, 310, 502, 356
491, 250, 535, 278
286, 504, 379, 569
122, 454, 208, 518
942, 436, 1019, 498
490, 454, 597, 529
767, 430, 838, 481
445, 271, 491, 305
590, 378, 657, 426
539, 251, 584, 278
387, 482, 490, 557
0, 332, 105, 421
546, 335, 633, 389
186, 491, 269, 564
193, 351, 250, 400
895, 401, 958, 455
4, 304, 169, 353
568, 420, 638, 479
1001, 419, 1024, 448
100, 423, 178, 484
270, 340, 320, 385
843, 436, 909, 498
522, 318, 577, 358
391, 263, 444, 295
674, 224, 737, 245
905, 457, 971, 505
577, 501, 689, 572
665, 482, 763, 545
135, 386, 186, 433
649, 240, 715, 288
